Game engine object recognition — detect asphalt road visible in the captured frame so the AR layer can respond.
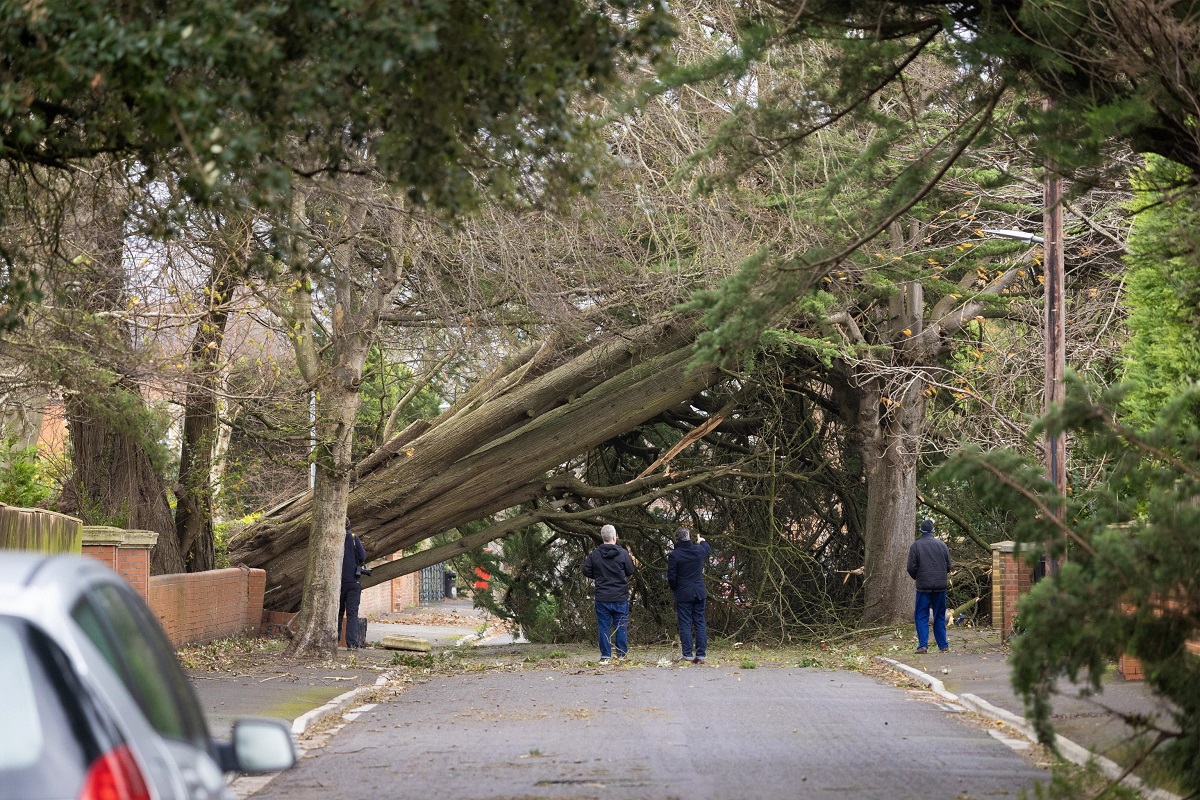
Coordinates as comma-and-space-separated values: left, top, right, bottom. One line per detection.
254, 664, 1049, 800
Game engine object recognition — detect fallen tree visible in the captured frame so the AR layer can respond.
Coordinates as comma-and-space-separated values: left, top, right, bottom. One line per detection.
227, 316, 723, 611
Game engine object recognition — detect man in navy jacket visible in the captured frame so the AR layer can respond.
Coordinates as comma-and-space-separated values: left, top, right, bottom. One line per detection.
667, 527, 711, 664
906, 518, 952, 654
582, 524, 636, 664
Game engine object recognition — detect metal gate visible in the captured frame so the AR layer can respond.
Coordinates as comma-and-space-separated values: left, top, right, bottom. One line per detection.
418, 563, 445, 603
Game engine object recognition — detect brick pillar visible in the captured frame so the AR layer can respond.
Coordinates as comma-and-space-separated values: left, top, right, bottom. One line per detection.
991, 541, 1034, 641
244, 567, 266, 634
81, 526, 159, 601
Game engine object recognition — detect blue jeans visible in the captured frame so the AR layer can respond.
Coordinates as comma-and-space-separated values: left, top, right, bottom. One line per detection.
676, 597, 707, 658
915, 590, 948, 650
595, 600, 629, 659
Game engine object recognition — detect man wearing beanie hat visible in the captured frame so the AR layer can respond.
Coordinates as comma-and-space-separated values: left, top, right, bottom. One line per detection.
906, 518, 952, 654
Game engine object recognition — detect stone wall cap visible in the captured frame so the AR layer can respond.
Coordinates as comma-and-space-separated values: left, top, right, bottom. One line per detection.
82, 526, 159, 547
990, 540, 1018, 553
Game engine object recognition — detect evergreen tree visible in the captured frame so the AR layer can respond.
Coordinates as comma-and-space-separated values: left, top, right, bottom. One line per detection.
1120, 156, 1200, 427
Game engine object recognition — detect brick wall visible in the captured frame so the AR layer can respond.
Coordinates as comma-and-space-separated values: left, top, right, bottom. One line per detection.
1116, 595, 1200, 681
148, 566, 266, 647
75, 524, 423, 647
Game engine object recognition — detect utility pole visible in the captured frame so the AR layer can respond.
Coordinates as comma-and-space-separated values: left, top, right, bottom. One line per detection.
1042, 144, 1067, 577
984, 152, 1067, 578
1043, 165, 1067, 507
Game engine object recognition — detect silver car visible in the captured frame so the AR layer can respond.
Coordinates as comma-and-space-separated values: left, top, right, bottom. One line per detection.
0, 552, 296, 800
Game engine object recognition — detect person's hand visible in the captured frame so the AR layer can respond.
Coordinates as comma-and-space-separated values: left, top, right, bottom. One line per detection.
695, 534, 704, 544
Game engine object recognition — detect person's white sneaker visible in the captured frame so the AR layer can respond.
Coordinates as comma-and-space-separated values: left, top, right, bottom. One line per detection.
598, 658, 611, 665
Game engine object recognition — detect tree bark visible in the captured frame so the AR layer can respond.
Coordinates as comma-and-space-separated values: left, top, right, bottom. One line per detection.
282, 385, 361, 657
836, 278, 934, 625
270, 184, 409, 659
61, 384, 180, 573
857, 374, 926, 624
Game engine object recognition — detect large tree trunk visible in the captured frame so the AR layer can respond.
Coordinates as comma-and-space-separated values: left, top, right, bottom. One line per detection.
282, 385, 361, 657
857, 279, 931, 625
857, 376, 927, 624
61, 383, 181, 571
273, 184, 407, 659
174, 266, 236, 572
228, 318, 718, 611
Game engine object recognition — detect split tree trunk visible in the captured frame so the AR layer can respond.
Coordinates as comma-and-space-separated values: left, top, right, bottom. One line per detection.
227, 318, 719, 611
858, 279, 932, 625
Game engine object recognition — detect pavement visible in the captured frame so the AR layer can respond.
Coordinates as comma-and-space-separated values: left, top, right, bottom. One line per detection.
876, 627, 1180, 800
187, 608, 1179, 800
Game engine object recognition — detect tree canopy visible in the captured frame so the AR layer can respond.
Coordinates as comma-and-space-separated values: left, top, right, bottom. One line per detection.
0, 0, 673, 328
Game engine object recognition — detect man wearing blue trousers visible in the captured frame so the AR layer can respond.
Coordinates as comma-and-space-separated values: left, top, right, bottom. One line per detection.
582, 524, 636, 665
667, 527, 711, 664
906, 518, 952, 654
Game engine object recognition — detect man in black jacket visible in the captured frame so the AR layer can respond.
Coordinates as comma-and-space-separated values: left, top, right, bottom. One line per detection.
582, 524, 635, 664
906, 518, 952, 654
667, 527, 711, 664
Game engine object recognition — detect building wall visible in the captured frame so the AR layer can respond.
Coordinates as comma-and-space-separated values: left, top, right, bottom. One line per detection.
359, 552, 420, 616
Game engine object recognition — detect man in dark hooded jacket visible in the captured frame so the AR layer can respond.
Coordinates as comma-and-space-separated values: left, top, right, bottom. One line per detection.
906, 518, 951, 654
582, 524, 635, 664
339, 520, 368, 648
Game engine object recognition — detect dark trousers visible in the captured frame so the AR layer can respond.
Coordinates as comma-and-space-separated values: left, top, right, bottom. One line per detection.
338, 583, 362, 647
675, 597, 707, 658
915, 589, 948, 650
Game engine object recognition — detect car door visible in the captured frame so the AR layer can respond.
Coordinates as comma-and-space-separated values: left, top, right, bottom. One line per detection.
71, 581, 228, 800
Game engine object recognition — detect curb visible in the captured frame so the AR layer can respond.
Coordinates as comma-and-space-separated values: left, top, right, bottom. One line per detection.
291, 671, 394, 736
225, 672, 395, 799
875, 657, 1181, 800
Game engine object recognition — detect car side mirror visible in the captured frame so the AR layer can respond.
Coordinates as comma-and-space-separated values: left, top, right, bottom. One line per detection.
217, 717, 297, 773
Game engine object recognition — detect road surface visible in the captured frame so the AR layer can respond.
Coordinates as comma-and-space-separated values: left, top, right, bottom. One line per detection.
256, 663, 1048, 799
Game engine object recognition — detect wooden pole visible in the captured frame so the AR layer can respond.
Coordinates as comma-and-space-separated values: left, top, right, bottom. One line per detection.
1043, 129, 1067, 573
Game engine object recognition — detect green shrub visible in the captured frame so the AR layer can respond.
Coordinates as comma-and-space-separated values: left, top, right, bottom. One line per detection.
0, 440, 52, 507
